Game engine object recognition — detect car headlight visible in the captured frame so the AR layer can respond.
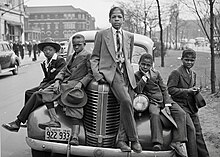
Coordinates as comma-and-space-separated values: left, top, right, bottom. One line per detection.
133, 94, 149, 112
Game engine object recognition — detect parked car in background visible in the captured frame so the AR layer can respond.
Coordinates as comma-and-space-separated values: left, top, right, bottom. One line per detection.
0, 41, 20, 75
26, 30, 178, 157
58, 41, 68, 58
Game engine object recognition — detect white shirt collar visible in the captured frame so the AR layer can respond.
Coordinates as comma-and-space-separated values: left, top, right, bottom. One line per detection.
112, 27, 122, 35
44, 53, 58, 64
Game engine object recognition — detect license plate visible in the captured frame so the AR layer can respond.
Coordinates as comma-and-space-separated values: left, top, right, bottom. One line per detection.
45, 127, 71, 141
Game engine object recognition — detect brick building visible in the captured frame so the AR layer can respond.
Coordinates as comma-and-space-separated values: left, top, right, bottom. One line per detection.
25, 5, 95, 42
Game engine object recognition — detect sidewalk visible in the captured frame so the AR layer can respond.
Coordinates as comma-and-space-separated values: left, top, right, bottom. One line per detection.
19, 52, 46, 67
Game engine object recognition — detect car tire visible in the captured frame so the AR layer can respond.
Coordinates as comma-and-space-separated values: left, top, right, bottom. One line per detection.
31, 149, 51, 157
12, 63, 18, 75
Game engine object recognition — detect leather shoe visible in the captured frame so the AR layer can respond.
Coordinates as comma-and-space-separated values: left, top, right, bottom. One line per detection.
170, 142, 187, 157
38, 120, 61, 129
131, 141, 142, 153
116, 141, 131, 152
69, 136, 79, 145
2, 121, 20, 132
153, 143, 162, 150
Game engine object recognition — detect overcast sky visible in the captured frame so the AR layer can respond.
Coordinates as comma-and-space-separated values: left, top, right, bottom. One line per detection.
25, 0, 123, 29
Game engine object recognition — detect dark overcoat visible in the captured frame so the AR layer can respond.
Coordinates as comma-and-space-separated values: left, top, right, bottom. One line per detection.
135, 68, 174, 108
167, 65, 198, 113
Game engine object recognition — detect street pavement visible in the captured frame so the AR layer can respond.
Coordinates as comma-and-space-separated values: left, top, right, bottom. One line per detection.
19, 52, 46, 67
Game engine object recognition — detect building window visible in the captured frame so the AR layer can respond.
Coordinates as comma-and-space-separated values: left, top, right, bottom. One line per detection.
40, 23, 45, 30
47, 24, 51, 29
46, 31, 51, 36
34, 15, 38, 19
82, 14, 85, 19
47, 14, 50, 19
41, 14, 44, 19
78, 14, 81, 19
54, 31, 59, 36
54, 23, 59, 30
72, 14, 75, 18
41, 31, 45, 35
63, 22, 76, 29
55, 14, 58, 18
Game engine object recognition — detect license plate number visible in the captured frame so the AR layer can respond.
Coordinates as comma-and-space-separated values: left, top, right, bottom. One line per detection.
45, 127, 71, 141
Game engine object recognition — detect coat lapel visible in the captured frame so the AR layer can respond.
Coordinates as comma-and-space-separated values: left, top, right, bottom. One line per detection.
179, 65, 191, 86
104, 29, 117, 62
122, 31, 132, 61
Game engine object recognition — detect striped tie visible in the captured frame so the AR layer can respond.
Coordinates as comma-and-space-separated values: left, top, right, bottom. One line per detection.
116, 30, 120, 52
116, 31, 124, 73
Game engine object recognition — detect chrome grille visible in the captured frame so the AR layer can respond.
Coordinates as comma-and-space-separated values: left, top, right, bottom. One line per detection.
84, 82, 120, 147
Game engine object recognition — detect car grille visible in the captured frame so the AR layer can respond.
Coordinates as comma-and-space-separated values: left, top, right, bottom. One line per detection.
84, 81, 120, 147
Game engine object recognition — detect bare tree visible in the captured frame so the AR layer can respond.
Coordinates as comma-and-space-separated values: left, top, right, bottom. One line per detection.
180, 0, 217, 93
155, 0, 164, 67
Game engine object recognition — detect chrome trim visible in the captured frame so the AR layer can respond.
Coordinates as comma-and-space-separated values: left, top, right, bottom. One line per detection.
26, 137, 176, 157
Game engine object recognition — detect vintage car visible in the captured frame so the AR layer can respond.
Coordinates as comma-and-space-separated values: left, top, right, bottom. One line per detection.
26, 30, 178, 157
0, 41, 20, 75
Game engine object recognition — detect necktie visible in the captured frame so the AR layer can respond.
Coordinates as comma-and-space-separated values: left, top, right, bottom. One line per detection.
116, 30, 124, 73
116, 30, 120, 52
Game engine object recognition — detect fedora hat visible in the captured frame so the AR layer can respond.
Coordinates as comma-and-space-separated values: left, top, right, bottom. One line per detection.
60, 88, 87, 108
160, 108, 178, 129
38, 37, 61, 52
133, 94, 149, 112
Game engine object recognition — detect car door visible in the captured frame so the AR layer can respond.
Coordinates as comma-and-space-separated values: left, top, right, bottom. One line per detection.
0, 43, 13, 69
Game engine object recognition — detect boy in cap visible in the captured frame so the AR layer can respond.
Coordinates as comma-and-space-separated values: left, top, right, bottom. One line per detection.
134, 53, 187, 157
2, 38, 66, 131
167, 49, 209, 157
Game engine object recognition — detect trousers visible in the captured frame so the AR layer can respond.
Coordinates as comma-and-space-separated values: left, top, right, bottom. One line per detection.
17, 91, 48, 123
185, 112, 209, 157
149, 102, 187, 144
111, 70, 138, 142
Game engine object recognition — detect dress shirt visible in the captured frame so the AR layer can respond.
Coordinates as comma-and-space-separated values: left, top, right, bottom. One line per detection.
44, 53, 58, 71
112, 27, 122, 52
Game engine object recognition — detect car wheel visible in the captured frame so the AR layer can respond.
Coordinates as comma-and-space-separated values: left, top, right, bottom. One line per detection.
12, 63, 18, 75
31, 149, 51, 157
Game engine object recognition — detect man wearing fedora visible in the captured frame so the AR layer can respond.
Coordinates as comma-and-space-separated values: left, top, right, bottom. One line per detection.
134, 54, 187, 157
167, 49, 209, 157
2, 37, 66, 132
38, 34, 93, 145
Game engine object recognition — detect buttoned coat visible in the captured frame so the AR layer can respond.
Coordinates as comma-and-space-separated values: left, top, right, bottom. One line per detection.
167, 65, 198, 113
90, 28, 136, 89
135, 69, 174, 108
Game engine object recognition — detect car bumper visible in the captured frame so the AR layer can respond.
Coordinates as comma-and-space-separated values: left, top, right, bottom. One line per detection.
26, 137, 176, 157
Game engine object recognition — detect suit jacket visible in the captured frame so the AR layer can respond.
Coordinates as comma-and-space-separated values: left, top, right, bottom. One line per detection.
167, 65, 198, 113
40, 55, 66, 89
90, 28, 136, 89
135, 69, 174, 108
41, 49, 93, 103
